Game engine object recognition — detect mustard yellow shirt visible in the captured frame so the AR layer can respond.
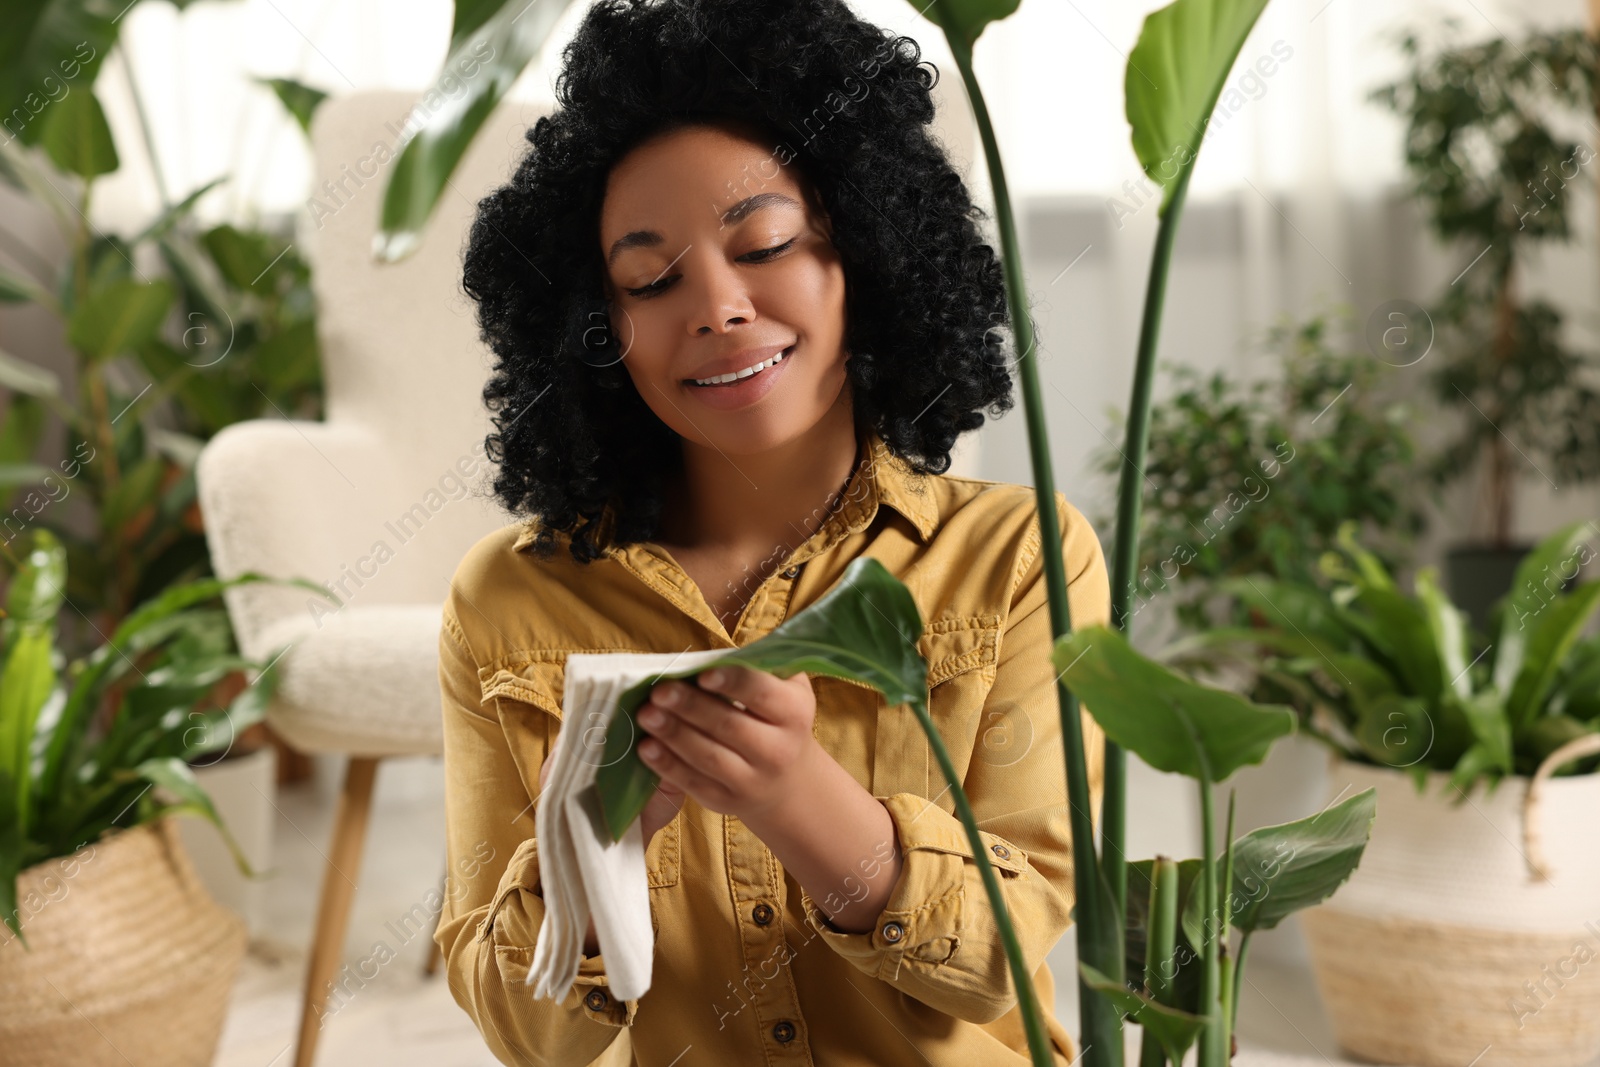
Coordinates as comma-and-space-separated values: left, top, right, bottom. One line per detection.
434, 427, 1110, 1067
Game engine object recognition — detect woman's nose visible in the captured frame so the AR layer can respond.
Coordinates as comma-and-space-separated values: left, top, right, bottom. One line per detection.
684, 250, 757, 336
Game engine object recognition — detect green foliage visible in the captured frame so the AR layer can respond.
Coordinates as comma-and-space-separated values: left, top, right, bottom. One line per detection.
1123, 0, 1269, 214
375, 0, 580, 261
1121, 788, 1376, 1038
0, 7, 324, 651
1170, 519, 1600, 794
1091, 311, 1428, 634
1371, 24, 1600, 541
1052, 624, 1296, 784
254, 77, 328, 136
594, 556, 928, 842
0, 529, 332, 945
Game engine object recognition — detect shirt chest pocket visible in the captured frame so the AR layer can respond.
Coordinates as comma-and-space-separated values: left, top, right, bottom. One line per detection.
481, 654, 682, 891
810, 613, 1000, 803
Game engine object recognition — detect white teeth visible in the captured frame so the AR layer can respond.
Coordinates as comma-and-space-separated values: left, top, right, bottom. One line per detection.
692, 347, 790, 386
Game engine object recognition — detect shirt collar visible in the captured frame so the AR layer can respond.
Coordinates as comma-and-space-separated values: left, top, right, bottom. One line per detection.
512, 428, 938, 553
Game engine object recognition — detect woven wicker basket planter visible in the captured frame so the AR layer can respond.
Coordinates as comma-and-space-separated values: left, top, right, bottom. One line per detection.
1302, 751, 1600, 1067
0, 816, 247, 1067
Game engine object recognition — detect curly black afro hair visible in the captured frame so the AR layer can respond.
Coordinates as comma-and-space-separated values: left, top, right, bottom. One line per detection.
462, 0, 1016, 564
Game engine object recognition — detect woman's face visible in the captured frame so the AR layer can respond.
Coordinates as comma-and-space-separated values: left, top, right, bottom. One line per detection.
598, 121, 852, 455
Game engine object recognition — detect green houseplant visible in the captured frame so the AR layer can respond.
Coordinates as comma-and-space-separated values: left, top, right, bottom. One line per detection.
0, 1, 323, 650
1091, 310, 1428, 635
1163, 518, 1600, 794
0, 529, 334, 1062
1371, 23, 1600, 629
1160, 518, 1600, 1066
0, 527, 332, 941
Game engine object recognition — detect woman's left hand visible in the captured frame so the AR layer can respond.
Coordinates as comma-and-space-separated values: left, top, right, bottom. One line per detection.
636, 665, 819, 823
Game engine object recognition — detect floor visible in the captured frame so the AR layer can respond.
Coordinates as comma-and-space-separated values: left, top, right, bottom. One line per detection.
212, 756, 1355, 1067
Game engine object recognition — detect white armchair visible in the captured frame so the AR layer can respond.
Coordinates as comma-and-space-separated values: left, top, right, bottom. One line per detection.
196, 90, 530, 1067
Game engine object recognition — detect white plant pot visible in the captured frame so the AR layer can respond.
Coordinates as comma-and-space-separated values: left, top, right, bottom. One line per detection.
178, 745, 277, 937
1302, 752, 1600, 1067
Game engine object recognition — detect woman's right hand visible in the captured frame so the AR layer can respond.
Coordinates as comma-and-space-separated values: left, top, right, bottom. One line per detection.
539, 728, 687, 846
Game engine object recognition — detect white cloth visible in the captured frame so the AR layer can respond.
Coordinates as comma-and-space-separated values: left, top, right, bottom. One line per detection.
526, 648, 729, 1003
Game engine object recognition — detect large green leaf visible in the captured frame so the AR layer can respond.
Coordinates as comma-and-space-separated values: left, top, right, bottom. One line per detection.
0, 531, 67, 837
0, 768, 24, 942
912, 0, 1022, 49
0, 396, 47, 473
1187, 788, 1376, 939
1053, 625, 1296, 783
374, 0, 579, 262
593, 556, 927, 841
1341, 586, 1441, 703
1352, 692, 1433, 769
0, 1, 121, 149
254, 76, 327, 136
201, 224, 287, 290
1415, 567, 1471, 699
1124, 0, 1271, 214
1507, 582, 1600, 731
1493, 521, 1598, 694
67, 279, 174, 361
1213, 575, 1354, 648
1081, 962, 1207, 1065
132, 758, 255, 875
40, 87, 118, 178
38, 571, 333, 806
0, 347, 62, 398
0, 269, 47, 304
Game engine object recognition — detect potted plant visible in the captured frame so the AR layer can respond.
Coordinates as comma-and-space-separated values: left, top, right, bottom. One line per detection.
1091, 308, 1429, 637
0, 528, 323, 1066
1371, 24, 1600, 633
1163, 519, 1600, 1067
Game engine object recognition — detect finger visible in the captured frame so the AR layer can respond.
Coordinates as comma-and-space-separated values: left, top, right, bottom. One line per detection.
638, 732, 734, 806
647, 682, 767, 755
638, 712, 751, 794
691, 665, 787, 724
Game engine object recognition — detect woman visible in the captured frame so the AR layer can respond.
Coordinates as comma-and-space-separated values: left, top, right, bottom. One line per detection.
435, 1, 1110, 1064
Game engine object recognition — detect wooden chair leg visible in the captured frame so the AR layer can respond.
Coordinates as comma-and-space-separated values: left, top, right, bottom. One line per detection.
293, 756, 380, 1067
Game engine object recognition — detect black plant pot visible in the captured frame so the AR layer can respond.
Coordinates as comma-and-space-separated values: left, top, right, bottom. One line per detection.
1445, 541, 1578, 638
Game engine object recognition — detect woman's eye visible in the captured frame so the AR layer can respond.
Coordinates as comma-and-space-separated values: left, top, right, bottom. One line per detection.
742, 237, 796, 262
623, 238, 796, 298
625, 278, 671, 298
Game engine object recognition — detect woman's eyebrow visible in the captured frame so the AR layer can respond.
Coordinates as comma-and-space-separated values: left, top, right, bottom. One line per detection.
606, 191, 801, 266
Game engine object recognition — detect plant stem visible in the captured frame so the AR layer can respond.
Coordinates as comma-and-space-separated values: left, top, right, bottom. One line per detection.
1219, 790, 1237, 1057
945, 32, 1122, 1067
1105, 166, 1195, 937
1231, 932, 1253, 1032
1139, 856, 1179, 1067
1197, 776, 1226, 1067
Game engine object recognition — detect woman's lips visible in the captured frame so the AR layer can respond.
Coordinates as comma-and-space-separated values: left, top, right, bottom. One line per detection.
683, 344, 795, 411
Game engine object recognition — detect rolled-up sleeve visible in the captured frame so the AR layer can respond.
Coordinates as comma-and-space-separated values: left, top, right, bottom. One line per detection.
796, 490, 1110, 1025
434, 607, 636, 1067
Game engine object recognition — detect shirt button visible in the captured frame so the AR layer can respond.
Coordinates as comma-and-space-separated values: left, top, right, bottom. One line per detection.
772, 1020, 796, 1043
584, 990, 609, 1011
991, 843, 1011, 860
752, 902, 774, 926
781, 565, 800, 579
881, 920, 904, 943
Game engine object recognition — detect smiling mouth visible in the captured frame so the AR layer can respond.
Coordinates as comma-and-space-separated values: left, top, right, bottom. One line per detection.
686, 345, 794, 387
